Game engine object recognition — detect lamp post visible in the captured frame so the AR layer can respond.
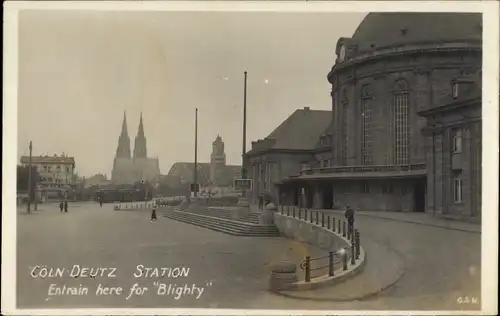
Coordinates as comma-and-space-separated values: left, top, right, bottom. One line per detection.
27, 141, 33, 214
193, 108, 198, 198
241, 71, 248, 200
242, 71, 247, 180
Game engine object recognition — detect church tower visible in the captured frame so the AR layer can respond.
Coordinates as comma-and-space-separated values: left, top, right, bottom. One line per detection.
115, 111, 131, 158
210, 135, 226, 185
133, 113, 148, 159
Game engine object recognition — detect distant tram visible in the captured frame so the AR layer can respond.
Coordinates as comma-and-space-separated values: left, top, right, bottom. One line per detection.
95, 189, 152, 203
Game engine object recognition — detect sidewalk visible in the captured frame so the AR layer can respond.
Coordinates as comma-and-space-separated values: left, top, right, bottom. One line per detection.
318, 209, 481, 233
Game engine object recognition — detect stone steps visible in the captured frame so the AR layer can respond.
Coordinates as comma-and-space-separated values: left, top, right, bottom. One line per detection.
163, 210, 280, 237
186, 207, 261, 224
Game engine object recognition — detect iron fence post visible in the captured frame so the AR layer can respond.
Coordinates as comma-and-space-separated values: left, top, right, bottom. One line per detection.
328, 252, 334, 276
342, 250, 348, 270
351, 242, 355, 265
305, 256, 311, 282
355, 230, 360, 259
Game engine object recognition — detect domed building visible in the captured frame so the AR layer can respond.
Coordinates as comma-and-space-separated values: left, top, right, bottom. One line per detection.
257, 13, 482, 220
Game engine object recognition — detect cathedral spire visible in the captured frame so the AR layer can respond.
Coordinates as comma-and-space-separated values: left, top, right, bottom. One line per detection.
137, 112, 145, 137
134, 112, 148, 159
121, 111, 129, 137
115, 111, 131, 158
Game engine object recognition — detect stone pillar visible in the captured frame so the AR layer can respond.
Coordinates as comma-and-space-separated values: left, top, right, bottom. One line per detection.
269, 262, 298, 291
434, 132, 444, 215
463, 126, 472, 217
425, 132, 435, 214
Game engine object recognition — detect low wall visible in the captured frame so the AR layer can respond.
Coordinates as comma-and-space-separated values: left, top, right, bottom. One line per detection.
272, 211, 366, 291
274, 213, 349, 251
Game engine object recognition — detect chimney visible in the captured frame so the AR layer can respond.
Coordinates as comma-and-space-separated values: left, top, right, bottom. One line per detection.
304, 106, 310, 111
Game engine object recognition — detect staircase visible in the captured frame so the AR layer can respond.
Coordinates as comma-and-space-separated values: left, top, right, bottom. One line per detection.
184, 206, 261, 224
163, 210, 280, 237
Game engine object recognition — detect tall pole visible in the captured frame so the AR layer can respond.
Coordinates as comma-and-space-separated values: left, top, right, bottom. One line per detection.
242, 71, 247, 180
194, 108, 198, 197
27, 141, 33, 214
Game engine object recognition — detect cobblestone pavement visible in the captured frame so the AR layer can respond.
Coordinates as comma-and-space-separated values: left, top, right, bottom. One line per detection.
16, 203, 325, 309
15, 204, 482, 311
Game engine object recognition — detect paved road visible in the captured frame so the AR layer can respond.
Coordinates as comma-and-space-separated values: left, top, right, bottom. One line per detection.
16, 203, 324, 309
16, 204, 482, 311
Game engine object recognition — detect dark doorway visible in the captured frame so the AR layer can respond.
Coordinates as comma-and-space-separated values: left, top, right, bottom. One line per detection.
292, 187, 299, 206
322, 182, 334, 209
306, 187, 314, 208
413, 179, 426, 213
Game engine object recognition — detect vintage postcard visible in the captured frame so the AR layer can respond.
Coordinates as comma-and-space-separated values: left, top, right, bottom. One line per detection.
2, 1, 499, 315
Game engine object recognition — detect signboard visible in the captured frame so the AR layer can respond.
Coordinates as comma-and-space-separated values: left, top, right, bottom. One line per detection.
234, 179, 252, 191
190, 183, 200, 193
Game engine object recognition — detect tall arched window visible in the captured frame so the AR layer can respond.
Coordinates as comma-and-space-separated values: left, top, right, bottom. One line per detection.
392, 79, 410, 165
361, 85, 373, 165
341, 90, 349, 165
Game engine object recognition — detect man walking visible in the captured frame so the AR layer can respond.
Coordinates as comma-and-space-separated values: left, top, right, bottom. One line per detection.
344, 205, 355, 240
59, 201, 64, 212
150, 208, 157, 222
64, 200, 68, 213
258, 194, 264, 210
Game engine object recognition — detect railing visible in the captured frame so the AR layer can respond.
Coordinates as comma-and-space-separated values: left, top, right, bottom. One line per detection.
298, 163, 426, 176
279, 205, 361, 283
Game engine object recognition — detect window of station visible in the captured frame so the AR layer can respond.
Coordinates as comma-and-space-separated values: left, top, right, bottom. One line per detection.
452, 83, 459, 99
393, 79, 410, 165
361, 85, 373, 165
452, 129, 463, 153
453, 171, 463, 203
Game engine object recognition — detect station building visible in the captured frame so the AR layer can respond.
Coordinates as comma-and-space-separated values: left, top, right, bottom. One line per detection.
244, 13, 482, 220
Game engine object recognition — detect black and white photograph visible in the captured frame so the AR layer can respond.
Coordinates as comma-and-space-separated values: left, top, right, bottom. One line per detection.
2, 1, 498, 315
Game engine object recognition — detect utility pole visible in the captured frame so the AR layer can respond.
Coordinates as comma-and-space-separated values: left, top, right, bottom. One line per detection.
27, 141, 33, 214
193, 108, 198, 198
242, 71, 248, 180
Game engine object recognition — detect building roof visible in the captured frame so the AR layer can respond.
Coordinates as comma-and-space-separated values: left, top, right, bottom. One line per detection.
246, 107, 331, 155
20, 155, 75, 165
351, 13, 482, 53
166, 162, 241, 186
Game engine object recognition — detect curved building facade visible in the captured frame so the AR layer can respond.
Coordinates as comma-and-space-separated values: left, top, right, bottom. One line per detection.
272, 13, 482, 220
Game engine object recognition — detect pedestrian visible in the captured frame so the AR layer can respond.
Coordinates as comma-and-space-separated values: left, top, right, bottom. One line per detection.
99, 199, 103, 207
150, 208, 157, 222
59, 201, 64, 212
64, 200, 68, 213
344, 205, 355, 240
258, 195, 263, 210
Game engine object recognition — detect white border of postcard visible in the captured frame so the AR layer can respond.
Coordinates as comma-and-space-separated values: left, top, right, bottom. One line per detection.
2, 1, 499, 315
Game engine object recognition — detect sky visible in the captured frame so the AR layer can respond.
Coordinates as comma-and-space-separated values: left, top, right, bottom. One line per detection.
17, 10, 366, 177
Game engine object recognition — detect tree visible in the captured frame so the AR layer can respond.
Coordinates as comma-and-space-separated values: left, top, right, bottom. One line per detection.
17, 165, 39, 197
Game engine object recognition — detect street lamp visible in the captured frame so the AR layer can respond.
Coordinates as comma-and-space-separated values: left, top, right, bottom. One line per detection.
27, 141, 33, 214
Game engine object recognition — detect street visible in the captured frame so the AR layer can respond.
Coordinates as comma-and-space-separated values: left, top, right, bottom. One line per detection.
16, 202, 323, 309
16, 203, 481, 310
